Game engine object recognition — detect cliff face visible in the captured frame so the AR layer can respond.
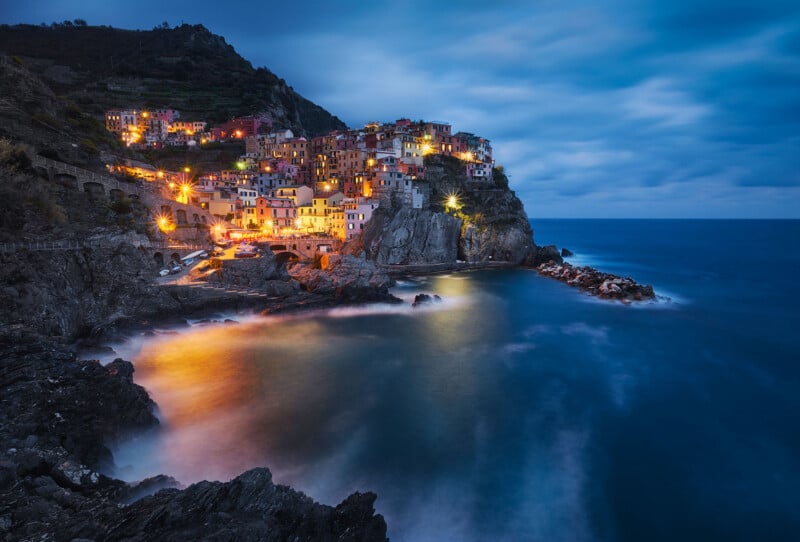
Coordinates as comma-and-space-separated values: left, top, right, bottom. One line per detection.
361, 204, 462, 264
0, 242, 180, 338
358, 155, 541, 266
458, 186, 536, 264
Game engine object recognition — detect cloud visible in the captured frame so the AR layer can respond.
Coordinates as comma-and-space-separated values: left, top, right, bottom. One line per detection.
620, 78, 711, 127
3, 0, 800, 217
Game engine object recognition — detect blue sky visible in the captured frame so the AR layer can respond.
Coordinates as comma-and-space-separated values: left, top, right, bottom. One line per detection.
4, 1, 800, 217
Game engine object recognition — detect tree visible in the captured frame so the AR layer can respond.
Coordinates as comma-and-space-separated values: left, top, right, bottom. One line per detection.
73, 19, 87, 27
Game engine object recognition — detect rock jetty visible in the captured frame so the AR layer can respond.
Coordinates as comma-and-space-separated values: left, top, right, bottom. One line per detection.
537, 262, 656, 302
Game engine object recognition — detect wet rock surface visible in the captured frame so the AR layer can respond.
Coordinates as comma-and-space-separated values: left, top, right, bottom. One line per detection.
537, 262, 656, 302
109, 468, 387, 542
412, 293, 442, 307
0, 334, 388, 541
288, 255, 400, 303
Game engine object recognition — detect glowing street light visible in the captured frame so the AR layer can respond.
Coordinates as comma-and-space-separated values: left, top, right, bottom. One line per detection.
177, 182, 192, 204
445, 192, 460, 211
156, 214, 175, 233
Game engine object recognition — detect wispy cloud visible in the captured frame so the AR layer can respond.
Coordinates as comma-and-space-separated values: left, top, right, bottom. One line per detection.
3, 0, 799, 217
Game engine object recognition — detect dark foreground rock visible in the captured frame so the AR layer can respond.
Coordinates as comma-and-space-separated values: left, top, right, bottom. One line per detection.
537, 262, 656, 302
108, 468, 387, 542
529, 244, 564, 266
412, 293, 442, 307
0, 335, 388, 541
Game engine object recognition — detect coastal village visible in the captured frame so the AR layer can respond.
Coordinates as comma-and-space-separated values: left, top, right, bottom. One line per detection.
104, 108, 495, 247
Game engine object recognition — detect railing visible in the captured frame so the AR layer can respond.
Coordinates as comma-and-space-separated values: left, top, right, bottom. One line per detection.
33, 155, 155, 199
0, 239, 210, 253
32, 155, 215, 218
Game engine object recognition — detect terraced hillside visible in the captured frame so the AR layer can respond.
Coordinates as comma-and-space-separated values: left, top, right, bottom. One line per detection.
0, 23, 346, 136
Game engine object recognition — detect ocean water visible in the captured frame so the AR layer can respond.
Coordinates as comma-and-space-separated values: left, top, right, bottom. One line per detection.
113, 219, 800, 541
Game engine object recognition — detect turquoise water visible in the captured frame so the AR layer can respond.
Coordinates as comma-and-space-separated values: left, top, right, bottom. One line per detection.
116, 219, 800, 541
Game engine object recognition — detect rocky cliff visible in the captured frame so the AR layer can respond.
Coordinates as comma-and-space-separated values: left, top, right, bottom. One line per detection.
360, 205, 462, 264
0, 336, 388, 541
357, 155, 557, 266
288, 254, 398, 302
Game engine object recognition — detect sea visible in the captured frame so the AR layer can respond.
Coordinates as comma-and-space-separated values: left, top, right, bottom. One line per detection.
110, 219, 800, 542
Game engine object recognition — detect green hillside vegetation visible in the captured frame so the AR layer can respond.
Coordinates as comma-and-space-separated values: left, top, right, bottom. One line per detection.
0, 22, 346, 135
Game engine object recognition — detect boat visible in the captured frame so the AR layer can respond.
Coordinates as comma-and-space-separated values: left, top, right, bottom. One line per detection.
234, 243, 258, 258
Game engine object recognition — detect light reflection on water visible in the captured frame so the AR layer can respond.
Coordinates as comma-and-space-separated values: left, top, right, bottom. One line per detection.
112, 239, 800, 542
115, 274, 576, 541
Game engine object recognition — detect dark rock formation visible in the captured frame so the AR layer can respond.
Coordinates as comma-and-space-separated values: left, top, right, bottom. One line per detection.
0, 336, 388, 541
561, 247, 574, 257
0, 243, 180, 338
529, 244, 564, 266
202, 250, 298, 297
108, 468, 387, 541
355, 156, 538, 266
361, 205, 462, 264
537, 262, 656, 302
0, 335, 158, 472
288, 255, 399, 303
412, 293, 442, 307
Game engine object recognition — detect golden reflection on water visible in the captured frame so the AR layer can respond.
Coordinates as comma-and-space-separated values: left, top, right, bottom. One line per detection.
128, 280, 508, 487
133, 319, 335, 482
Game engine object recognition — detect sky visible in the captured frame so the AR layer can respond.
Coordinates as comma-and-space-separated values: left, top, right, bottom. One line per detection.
3, 0, 800, 217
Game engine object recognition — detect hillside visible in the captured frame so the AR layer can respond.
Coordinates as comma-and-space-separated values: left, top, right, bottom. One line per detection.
0, 22, 346, 136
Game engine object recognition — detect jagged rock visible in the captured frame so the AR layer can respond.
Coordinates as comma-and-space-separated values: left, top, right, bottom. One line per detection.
204, 250, 292, 291
413, 293, 432, 307
288, 255, 399, 303
108, 468, 387, 541
0, 340, 158, 472
537, 262, 656, 302
359, 156, 537, 265
531, 244, 564, 266
561, 247, 574, 257
412, 293, 442, 307
362, 206, 462, 264
0, 243, 183, 339
0, 338, 388, 542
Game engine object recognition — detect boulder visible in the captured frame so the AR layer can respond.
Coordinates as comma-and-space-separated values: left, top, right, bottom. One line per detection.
532, 244, 564, 266
288, 255, 399, 303
412, 293, 442, 307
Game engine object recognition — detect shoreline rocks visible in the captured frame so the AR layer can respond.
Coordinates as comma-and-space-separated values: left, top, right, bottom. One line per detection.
537, 261, 656, 302
412, 293, 442, 307
0, 335, 388, 541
